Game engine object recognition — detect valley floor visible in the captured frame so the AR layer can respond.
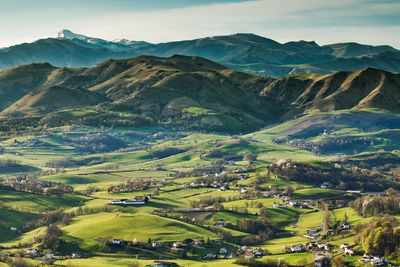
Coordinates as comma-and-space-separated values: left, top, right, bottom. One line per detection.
1, 109, 400, 267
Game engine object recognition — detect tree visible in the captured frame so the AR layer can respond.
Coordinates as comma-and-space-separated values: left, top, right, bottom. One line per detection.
343, 213, 349, 225
243, 152, 257, 165
255, 202, 264, 209
332, 255, 345, 267
283, 186, 294, 197
180, 250, 187, 259
357, 216, 400, 257
41, 224, 63, 251
213, 202, 224, 211
241, 235, 262, 246
321, 202, 331, 236
8, 257, 30, 267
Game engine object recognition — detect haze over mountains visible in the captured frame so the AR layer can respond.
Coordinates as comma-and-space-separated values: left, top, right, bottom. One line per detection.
0, 54, 399, 132
0, 30, 399, 77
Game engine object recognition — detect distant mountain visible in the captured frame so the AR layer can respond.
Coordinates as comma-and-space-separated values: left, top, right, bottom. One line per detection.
0, 55, 399, 132
0, 30, 399, 77
323, 42, 398, 58
0, 38, 138, 71
57, 29, 150, 51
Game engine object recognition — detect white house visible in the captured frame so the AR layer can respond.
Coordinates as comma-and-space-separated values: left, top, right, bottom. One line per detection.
344, 247, 354, 256
290, 245, 304, 252
341, 223, 351, 230
219, 248, 228, 254
111, 240, 124, 245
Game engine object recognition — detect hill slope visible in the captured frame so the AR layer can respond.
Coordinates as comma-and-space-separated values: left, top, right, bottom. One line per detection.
0, 56, 399, 131
3, 86, 107, 115
261, 68, 400, 119
0, 56, 271, 131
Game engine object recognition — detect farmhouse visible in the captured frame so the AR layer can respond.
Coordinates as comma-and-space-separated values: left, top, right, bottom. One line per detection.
219, 247, 228, 254
25, 249, 40, 257
147, 261, 180, 267
253, 249, 264, 257
203, 253, 217, 260
341, 222, 351, 230
110, 239, 125, 246
272, 202, 286, 208
239, 174, 249, 180
305, 229, 319, 239
362, 255, 385, 265
108, 195, 150, 206
215, 218, 225, 227
71, 253, 81, 258
344, 247, 354, 256
346, 190, 362, 195
290, 244, 305, 253
320, 182, 332, 189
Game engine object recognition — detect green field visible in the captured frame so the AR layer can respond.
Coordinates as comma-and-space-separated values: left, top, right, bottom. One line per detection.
0, 208, 35, 242
62, 212, 218, 249
0, 190, 88, 212
1, 110, 400, 265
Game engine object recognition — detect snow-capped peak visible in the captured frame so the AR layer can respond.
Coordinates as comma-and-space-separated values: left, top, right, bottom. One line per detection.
58, 29, 88, 41
57, 29, 151, 50
113, 38, 136, 45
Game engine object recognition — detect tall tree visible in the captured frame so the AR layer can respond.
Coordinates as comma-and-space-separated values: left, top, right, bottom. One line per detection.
321, 202, 331, 235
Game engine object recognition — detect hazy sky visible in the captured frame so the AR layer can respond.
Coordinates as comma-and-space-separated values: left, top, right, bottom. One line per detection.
1, 0, 399, 48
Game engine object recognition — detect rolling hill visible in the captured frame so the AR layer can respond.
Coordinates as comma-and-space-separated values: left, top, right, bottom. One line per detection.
0, 55, 399, 131
3, 86, 107, 116
262, 68, 400, 120
0, 55, 271, 131
0, 30, 399, 77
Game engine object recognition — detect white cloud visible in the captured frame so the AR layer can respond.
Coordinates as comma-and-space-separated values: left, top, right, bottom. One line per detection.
0, 0, 399, 48
72, 0, 400, 47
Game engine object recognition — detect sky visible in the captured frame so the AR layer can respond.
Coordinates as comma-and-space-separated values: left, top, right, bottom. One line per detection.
0, 0, 399, 48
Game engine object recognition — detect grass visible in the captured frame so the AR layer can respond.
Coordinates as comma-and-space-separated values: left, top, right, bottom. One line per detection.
56, 253, 316, 267
293, 188, 345, 200
1, 113, 399, 265
0, 226, 46, 248
0, 208, 36, 242
62, 212, 218, 250
183, 106, 217, 116
57, 257, 242, 267
221, 198, 300, 226
0, 190, 88, 212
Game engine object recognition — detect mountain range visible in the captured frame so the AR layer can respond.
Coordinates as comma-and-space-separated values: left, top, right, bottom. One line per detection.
0, 54, 399, 131
0, 30, 399, 77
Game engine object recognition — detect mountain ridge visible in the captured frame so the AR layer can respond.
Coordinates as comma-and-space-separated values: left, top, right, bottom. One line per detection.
0, 30, 399, 77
